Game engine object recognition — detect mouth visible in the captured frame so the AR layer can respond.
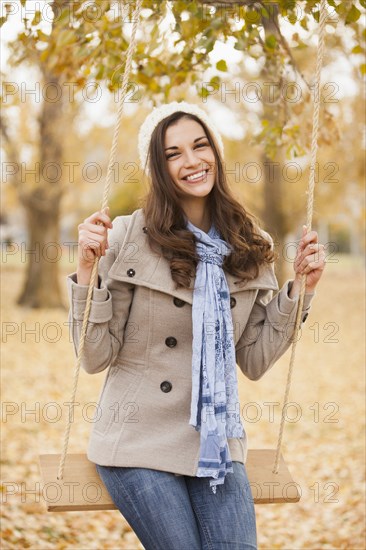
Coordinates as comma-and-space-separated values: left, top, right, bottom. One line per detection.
182, 169, 209, 183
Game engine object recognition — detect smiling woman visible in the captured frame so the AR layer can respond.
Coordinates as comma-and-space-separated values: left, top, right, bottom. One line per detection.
65, 100, 325, 550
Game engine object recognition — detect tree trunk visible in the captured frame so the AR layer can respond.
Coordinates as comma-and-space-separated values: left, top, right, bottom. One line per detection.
262, 152, 286, 232
260, 4, 288, 286
262, 152, 287, 284
17, 68, 65, 308
18, 191, 63, 308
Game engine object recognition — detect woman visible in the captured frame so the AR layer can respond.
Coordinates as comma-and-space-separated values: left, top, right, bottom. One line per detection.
67, 101, 325, 550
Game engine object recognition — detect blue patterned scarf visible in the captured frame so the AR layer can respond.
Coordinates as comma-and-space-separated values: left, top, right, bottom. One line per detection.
186, 219, 245, 494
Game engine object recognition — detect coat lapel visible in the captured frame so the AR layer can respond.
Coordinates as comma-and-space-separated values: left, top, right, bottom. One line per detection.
108, 208, 279, 305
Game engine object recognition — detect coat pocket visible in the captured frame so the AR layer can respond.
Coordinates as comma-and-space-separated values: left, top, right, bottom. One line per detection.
91, 364, 139, 435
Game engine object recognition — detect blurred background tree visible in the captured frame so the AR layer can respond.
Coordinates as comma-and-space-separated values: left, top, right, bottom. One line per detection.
0, 0, 364, 307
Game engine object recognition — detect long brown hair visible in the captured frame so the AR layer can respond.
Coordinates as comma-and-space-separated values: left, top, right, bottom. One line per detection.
140, 111, 276, 290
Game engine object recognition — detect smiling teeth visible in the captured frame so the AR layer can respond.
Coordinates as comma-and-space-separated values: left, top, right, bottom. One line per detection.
186, 170, 207, 181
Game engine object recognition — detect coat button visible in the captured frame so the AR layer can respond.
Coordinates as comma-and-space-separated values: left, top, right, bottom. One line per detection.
142, 226, 148, 233
173, 297, 185, 307
230, 296, 237, 308
127, 268, 135, 277
302, 312, 309, 323
165, 336, 177, 348
160, 380, 172, 393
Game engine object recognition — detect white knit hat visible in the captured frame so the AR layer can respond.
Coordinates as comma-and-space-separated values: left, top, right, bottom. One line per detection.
138, 101, 225, 176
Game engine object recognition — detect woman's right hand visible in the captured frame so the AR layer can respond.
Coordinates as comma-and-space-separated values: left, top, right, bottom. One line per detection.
76, 207, 113, 284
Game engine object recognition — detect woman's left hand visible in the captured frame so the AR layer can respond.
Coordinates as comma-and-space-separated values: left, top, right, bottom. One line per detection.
294, 225, 326, 292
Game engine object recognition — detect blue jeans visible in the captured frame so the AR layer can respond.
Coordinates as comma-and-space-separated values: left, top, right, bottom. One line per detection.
96, 461, 257, 550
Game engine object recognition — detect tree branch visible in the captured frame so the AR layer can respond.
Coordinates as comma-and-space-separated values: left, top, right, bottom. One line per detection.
203, 0, 312, 91
272, 16, 311, 89
0, 112, 23, 193
202, 0, 258, 5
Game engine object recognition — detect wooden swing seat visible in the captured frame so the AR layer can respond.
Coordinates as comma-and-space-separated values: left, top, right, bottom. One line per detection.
38, 449, 300, 512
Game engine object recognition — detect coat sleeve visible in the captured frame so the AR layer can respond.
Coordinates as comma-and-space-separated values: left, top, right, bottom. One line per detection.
66, 216, 135, 375
235, 234, 316, 381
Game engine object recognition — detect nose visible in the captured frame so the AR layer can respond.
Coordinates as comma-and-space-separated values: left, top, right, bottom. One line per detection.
182, 147, 202, 168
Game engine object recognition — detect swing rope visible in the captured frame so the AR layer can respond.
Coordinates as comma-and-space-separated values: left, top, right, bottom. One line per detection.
57, 0, 143, 481
272, 0, 327, 474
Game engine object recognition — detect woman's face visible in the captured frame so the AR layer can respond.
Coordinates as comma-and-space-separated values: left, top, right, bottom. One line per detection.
164, 117, 216, 200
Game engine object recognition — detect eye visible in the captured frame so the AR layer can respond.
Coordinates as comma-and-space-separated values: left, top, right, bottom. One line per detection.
165, 142, 210, 160
195, 142, 209, 148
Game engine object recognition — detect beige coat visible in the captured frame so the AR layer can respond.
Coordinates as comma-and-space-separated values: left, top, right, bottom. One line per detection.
67, 207, 315, 476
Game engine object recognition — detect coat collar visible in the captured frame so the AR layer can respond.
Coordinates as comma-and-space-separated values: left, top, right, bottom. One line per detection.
108, 208, 279, 305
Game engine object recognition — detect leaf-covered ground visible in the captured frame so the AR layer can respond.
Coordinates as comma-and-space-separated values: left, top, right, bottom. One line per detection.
1, 254, 365, 549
